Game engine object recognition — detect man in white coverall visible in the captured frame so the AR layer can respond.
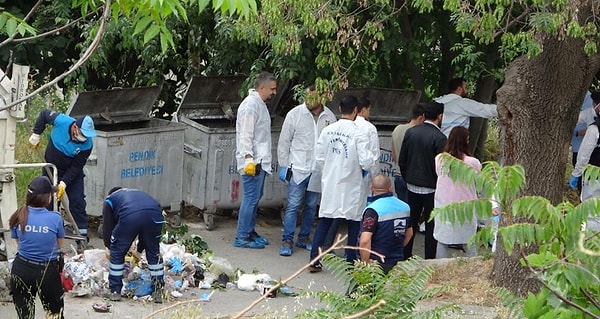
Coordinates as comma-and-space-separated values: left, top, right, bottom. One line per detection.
308, 95, 377, 272
355, 96, 380, 203
277, 85, 337, 256
435, 77, 497, 136
569, 91, 600, 231
234, 71, 277, 249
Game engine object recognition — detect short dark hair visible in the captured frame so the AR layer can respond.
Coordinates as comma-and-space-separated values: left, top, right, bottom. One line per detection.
410, 104, 425, 120
108, 186, 122, 195
423, 101, 444, 120
339, 95, 358, 114
357, 97, 371, 112
591, 91, 600, 105
448, 77, 466, 93
254, 72, 277, 89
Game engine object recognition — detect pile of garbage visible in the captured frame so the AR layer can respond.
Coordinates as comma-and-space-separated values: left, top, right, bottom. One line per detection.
0, 236, 296, 303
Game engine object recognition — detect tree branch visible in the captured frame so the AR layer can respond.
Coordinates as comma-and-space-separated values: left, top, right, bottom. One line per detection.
0, 0, 111, 113
0, 0, 44, 48
581, 288, 600, 312
344, 299, 386, 319
520, 250, 600, 319
13, 16, 87, 43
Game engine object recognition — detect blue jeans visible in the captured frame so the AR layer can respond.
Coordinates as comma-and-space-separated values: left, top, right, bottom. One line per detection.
236, 170, 266, 240
310, 217, 360, 263
282, 176, 319, 242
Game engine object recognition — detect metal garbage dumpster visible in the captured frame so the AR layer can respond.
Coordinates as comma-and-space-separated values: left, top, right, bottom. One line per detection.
175, 76, 285, 230
66, 86, 185, 217
328, 88, 422, 182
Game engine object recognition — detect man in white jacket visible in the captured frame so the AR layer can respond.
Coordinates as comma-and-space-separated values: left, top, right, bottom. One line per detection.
355, 96, 381, 200
234, 71, 277, 249
308, 95, 377, 272
277, 85, 336, 256
435, 77, 497, 136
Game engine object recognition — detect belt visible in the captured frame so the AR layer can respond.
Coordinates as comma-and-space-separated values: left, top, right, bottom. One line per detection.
17, 255, 56, 267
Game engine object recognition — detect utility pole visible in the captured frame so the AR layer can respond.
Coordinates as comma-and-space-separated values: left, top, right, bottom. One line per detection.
0, 64, 29, 258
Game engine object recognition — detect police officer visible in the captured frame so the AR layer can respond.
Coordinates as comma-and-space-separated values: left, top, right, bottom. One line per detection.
101, 187, 166, 303
9, 176, 65, 319
29, 110, 97, 243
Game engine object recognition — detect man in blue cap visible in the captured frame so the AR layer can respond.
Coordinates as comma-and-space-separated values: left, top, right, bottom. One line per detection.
29, 109, 97, 244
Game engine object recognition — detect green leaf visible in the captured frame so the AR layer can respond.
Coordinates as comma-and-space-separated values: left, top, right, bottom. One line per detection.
525, 252, 558, 268
143, 24, 161, 44
5, 17, 16, 36
197, 0, 210, 13
133, 16, 154, 36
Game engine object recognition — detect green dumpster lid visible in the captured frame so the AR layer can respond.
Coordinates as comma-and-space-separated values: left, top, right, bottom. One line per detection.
66, 86, 162, 125
327, 87, 422, 126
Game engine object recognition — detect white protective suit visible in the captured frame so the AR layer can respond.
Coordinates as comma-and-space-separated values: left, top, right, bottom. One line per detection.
314, 118, 377, 221
235, 89, 272, 174
435, 93, 497, 136
355, 115, 380, 204
573, 123, 600, 231
277, 103, 336, 189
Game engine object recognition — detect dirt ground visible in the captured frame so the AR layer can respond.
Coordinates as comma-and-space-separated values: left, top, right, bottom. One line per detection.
0, 212, 502, 318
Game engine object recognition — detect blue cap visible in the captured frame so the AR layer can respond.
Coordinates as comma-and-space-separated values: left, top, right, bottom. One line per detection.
76, 115, 97, 138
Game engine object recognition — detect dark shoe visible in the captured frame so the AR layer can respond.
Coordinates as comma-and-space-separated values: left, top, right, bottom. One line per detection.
249, 231, 269, 245
152, 290, 163, 304
308, 261, 323, 273
295, 237, 312, 251
233, 237, 265, 249
279, 240, 293, 256
103, 291, 121, 302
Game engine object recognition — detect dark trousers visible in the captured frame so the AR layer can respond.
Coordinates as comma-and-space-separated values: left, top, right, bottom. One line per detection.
394, 175, 408, 202
108, 210, 165, 293
10, 256, 64, 319
310, 217, 360, 263
404, 191, 437, 259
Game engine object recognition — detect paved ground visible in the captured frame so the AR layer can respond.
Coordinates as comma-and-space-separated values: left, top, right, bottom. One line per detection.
0, 212, 497, 318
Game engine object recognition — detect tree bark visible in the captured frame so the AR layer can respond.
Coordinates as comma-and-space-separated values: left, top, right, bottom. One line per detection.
493, 34, 600, 295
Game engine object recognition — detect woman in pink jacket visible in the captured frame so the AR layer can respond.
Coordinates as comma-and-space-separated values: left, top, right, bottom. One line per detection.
433, 126, 481, 258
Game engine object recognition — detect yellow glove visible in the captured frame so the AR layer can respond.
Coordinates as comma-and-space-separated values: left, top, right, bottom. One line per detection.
243, 158, 256, 176
57, 181, 66, 200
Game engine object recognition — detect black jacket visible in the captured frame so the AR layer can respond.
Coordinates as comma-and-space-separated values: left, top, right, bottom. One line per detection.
398, 122, 447, 189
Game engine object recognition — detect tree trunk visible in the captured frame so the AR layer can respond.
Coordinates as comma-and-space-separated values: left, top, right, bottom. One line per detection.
492, 34, 600, 295
469, 73, 498, 159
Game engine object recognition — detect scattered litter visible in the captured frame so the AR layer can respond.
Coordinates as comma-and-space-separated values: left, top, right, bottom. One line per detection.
171, 291, 183, 298
200, 291, 214, 302
92, 303, 112, 313
279, 286, 298, 297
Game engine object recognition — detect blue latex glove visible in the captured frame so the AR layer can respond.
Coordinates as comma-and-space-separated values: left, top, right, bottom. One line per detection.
362, 169, 368, 178
569, 175, 580, 191
278, 167, 288, 182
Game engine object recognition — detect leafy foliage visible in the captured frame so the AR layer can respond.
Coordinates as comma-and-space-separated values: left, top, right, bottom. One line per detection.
435, 154, 600, 318
411, 0, 600, 58
299, 254, 457, 318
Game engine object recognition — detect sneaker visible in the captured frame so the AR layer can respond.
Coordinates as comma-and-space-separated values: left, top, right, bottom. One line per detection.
103, 291, 122, 302
152, 290, 163, 304
308, 261, 323, 273
249, 231, 269, 245
295, 237, 312, 251
279, 240, 293, 257
233, 237, 265, 249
